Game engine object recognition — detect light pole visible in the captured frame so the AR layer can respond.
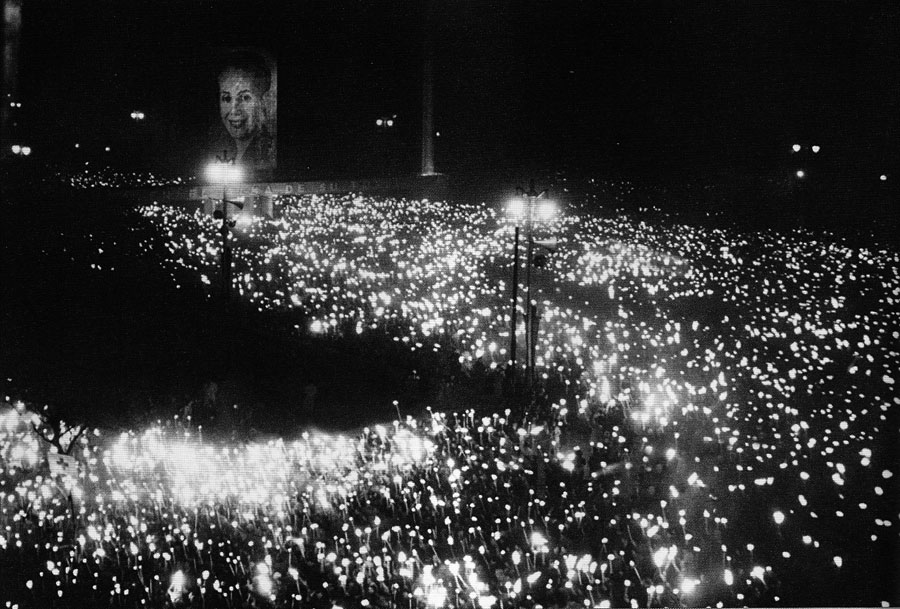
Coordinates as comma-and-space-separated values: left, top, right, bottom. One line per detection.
505, 181, 556, 388
206, 153, 243, 300
506, 205, 522, 378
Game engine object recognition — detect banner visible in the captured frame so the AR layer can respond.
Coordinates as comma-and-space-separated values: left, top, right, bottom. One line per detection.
188, 178, 410, 200
207, 47, 277, 176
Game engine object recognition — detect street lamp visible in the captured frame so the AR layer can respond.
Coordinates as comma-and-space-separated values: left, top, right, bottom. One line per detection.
505, 181, 557, 387
206, 155, 244, 299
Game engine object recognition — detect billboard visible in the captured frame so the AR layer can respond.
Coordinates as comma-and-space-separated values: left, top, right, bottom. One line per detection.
207, 48, 277, 177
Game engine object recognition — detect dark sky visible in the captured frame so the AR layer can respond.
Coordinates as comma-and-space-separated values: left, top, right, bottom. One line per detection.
15, 0, 900, 176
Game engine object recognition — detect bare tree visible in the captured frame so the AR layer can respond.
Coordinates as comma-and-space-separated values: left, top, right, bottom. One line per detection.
31, 409, 87, 456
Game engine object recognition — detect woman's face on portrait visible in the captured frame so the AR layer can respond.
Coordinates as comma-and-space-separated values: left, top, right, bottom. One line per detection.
219, 68, 265, 141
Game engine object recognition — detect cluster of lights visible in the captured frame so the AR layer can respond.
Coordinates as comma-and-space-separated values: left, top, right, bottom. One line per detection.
130, 110, 146, 120
791, 144, 821, 153
376, 114, 397, 128
1, 176, 896, 607
9, 144, 31, 156
49, 166, 190, 189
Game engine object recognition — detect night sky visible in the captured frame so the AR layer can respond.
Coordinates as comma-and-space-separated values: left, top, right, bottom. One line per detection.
14, 0, 900, 176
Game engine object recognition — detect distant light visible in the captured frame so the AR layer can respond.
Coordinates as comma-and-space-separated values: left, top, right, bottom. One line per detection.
205, 163, 243, 184
796, 170, 805, 178
16, 103, 21, 108
537, 200, 557, 222
792, 144, 801, 152
435, 131, 441, 137
811, 145, 820, 153
386, 119, 394, 127
21, 146, 31, 156
234, 213, 253, 231
74, 143, 80, 148
773, 510, 785, 525
724, 569, 734, 586
506, 197, 525, 223
376, 119, 383, 126
105, 146, 111, 152
11, 144, 21, 154
880, 174, 887, 181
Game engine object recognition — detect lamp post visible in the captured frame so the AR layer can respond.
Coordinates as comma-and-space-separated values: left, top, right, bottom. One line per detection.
505, 181, 556, 388
206, 153, 243, 300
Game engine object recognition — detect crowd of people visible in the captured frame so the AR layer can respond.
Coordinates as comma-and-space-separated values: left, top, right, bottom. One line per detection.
1, 180, 897, 607
1, 396, 787, 609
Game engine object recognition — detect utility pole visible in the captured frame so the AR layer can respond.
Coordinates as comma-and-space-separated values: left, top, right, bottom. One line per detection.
508, 225, 520, 375
220, 179, 232, 299
505, 182, 555, 395
523, 180, 540, 387
421, 0, 436, 176
208, 150, 242, 301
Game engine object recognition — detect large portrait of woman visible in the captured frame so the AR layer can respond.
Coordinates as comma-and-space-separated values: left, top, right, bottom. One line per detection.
208, 48, 277, 176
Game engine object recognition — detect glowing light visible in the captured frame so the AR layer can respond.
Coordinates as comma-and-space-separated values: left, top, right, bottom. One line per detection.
537, 200, 557, 222
506, 197, 525, 222
796, 170, 805, 178
206, 162, 244, 184
653, 546, 668, 568
792, 144, 801, 152
811, 145, 820, 153
168, 570, 186, 603
426, 586, 446, 607
478, 595, 497, 608
530, 531, 548, 548
773, 510, 785, 525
